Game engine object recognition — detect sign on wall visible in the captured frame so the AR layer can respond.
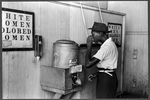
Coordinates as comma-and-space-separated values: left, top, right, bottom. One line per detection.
2, 8, 35, 51
108, 23, 122, 47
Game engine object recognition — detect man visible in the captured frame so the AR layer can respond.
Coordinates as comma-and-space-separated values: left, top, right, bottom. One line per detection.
85, 22, 118, 98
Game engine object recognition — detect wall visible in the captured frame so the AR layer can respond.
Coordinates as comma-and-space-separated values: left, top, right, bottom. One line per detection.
2, 2, 55, 99
2, 1, 125, 99
108, 1, 148, 96
2, 2, 101, 99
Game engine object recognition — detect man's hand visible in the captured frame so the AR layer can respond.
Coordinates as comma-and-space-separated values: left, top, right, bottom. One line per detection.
85, 35, 94, 68
88, 74, 94, 81
87, 35, 93, 47
88, 73, 98, 81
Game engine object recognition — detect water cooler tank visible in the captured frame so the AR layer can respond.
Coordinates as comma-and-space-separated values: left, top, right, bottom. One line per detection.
53, 39, 78, 68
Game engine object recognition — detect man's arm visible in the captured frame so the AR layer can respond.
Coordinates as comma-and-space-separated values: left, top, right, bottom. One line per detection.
85, 35, 100, 68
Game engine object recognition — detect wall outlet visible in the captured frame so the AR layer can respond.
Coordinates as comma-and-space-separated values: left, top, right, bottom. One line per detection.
133, 49, 138, 59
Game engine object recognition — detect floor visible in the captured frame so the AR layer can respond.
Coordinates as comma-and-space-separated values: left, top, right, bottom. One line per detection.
116, 92, 148, 99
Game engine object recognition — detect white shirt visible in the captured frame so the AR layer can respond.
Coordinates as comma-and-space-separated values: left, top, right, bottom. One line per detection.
93, 38, 118, 69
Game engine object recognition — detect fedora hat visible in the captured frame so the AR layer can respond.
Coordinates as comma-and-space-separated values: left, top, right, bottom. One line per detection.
88, 22, 111, 33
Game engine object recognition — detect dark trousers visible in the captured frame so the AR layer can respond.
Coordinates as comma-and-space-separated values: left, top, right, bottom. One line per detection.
96, 71, 118, 98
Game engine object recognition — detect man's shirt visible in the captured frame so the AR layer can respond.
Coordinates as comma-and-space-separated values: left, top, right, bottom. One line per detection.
93, 38, 118, 69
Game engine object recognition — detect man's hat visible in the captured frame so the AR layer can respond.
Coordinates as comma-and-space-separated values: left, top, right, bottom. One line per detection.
88, 22, 111, 33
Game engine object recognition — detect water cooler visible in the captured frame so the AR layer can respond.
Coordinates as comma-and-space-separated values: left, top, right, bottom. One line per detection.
40, 39, 84, 97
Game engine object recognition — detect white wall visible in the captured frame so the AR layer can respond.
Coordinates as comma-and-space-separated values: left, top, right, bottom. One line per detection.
2, 1, 140, 99
108, 1, 148, 96
2, 1, 106, 99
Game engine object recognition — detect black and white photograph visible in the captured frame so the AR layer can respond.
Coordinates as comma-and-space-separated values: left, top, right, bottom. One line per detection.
2, 1, 148, 99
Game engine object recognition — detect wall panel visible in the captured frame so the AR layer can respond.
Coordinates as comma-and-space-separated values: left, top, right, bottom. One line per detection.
2, 2, 53, 99
108, 1, 148, 96
2, 52, 9, 98
124, 34, 148, 96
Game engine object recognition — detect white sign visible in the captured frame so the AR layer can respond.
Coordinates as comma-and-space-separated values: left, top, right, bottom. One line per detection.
108, 23, 122, 47
2, 8, 34, 51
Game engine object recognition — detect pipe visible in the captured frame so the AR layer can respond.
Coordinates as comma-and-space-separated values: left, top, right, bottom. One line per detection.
54, 1, 126, 16
80, 2, 88, 37
97, 1, 104, 23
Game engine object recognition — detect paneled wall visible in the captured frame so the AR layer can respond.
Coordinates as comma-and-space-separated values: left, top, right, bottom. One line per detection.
2, 2, 100, 99
2, 1, 125, 99
108, 1, 148, 96
2, 2, 56, 99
